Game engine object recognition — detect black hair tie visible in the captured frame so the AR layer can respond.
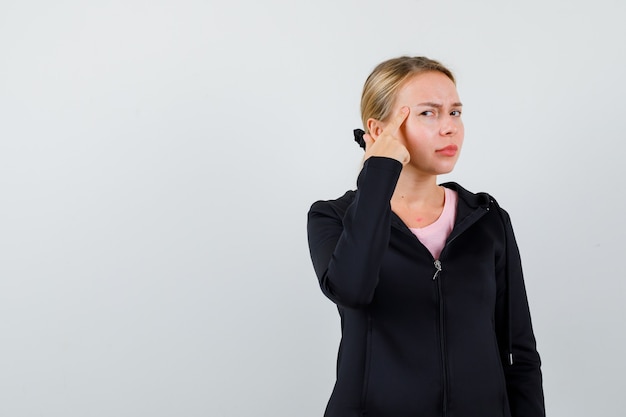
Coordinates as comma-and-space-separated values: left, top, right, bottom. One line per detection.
353, 128, 366, 150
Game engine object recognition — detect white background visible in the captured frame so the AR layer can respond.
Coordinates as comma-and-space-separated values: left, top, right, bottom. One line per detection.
1, 0, 624, 416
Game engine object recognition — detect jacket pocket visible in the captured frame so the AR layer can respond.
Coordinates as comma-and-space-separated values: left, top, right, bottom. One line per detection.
492, 334, 510, 416
360, 315, 373, 413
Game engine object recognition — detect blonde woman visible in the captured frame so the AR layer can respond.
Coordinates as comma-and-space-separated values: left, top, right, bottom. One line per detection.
307, 57, 545, 417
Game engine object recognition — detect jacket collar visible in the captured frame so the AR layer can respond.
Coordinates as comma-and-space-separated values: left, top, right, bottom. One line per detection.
441, 182, 492, 241
441, 181, 491, 210
390, 181, 491, 239
442, 181, 491, 231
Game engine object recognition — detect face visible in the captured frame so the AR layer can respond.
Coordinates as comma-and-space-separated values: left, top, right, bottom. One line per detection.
380, 71, 464, 176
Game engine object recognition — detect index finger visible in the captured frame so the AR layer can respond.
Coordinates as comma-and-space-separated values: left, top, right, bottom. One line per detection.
384, 106, 410, 134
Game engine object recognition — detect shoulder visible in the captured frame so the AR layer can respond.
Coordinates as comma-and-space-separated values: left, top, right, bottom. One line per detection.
309, 157, 401, 220
308, 190, 356, 220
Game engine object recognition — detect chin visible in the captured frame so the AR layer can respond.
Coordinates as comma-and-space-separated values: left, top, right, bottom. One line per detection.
436, 162, 458, 175
437, 168, 455, 176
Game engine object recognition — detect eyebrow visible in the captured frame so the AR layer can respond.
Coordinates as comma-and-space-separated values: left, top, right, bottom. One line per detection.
414, 102, 463, 108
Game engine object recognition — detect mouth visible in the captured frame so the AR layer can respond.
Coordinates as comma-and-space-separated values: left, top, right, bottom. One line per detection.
436, 145, 458, 156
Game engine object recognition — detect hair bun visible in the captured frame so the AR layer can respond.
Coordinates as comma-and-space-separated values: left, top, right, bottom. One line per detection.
353, 129, 366, 150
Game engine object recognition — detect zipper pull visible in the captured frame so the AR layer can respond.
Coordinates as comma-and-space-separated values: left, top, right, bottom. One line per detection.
432, 260, 442, 280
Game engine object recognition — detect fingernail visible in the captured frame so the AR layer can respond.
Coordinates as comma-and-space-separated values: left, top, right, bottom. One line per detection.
401, 107, 408, 113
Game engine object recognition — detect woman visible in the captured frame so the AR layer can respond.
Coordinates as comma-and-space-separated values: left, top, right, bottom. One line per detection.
307, 57, 545, 417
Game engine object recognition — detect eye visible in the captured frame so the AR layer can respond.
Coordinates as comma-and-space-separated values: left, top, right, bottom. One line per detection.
420, 110, 435, 116
450, 110, 462, 117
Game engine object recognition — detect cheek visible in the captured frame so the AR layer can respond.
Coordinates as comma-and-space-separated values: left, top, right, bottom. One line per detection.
403, 118, 428, 141
457, 123, 465, 143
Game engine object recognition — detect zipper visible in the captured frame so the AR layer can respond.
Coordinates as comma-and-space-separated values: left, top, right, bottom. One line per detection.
429, 206, 490, 416
432, 259, 442, 280
393, 204, 490, 416
433, 259, 448, 416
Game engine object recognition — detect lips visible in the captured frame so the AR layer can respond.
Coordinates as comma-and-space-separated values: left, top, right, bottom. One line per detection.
436, 145, 458, 156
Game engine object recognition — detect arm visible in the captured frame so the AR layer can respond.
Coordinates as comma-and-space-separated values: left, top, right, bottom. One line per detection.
307, 157, 402, 308
495, 209, 546, 417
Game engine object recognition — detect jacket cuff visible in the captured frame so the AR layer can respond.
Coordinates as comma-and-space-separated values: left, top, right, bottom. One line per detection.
356, 157, 403, 189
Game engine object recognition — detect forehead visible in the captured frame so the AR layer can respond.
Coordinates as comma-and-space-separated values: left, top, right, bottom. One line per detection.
395, 71, 460, 104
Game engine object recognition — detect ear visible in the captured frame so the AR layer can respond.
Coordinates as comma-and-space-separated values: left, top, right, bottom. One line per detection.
366, 118, 384, 139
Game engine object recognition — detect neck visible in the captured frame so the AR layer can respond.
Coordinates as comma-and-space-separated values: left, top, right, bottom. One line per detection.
392, 169, 442, 206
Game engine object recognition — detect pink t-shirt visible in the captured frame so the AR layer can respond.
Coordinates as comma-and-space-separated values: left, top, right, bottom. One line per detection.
409, 188, 458, 260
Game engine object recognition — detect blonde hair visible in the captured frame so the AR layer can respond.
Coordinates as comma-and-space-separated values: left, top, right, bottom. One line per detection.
360, 56, 455, 132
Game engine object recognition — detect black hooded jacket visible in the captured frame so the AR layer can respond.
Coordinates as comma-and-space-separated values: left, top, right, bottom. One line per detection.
307, 157, 545, 417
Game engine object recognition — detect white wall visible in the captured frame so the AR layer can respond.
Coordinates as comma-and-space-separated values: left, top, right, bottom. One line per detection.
1, 0, 624, 416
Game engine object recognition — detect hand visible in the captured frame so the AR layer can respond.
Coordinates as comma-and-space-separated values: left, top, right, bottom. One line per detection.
363, 107, 411, 166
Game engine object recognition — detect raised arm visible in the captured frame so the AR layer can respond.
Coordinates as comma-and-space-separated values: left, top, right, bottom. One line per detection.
307, 157, 402, 307
307, 108, 413, 307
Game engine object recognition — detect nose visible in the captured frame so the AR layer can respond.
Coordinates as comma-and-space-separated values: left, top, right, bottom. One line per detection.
440, 116, 458, 136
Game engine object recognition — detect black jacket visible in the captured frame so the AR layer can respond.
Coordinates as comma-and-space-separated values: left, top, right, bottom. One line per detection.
307, 157, 545, 417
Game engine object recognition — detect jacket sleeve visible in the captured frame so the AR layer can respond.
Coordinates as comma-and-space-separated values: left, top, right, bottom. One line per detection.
495, 208, 546, 417
307, 157, 402, 308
